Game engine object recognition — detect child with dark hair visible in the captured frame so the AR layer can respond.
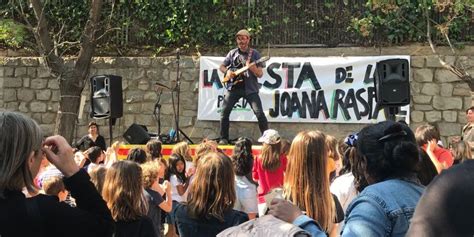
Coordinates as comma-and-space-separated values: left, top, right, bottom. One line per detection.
127, 148, 148, 164
231, 137, 258, 219
84, 146, 104, 172
146, 139, 163, 160
172, 142, 195, 177
166, 154, 188, 202
165, 153, 188, 237
280, 138, 291, 156
416, 150, 438, 186
415, 123, 454, 171
342, 121, 424, 236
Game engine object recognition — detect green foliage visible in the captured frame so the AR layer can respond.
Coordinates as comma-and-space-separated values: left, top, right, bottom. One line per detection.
0, 0, 471, 53
349, 0, 473, 45
0, 19, 28, 48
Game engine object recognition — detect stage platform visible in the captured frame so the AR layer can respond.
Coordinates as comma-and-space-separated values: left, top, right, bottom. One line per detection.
117, 144, 262, 160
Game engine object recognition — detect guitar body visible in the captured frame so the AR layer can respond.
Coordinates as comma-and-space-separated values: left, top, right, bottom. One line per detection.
221, 56, 270, 91
223, 68, 244, 91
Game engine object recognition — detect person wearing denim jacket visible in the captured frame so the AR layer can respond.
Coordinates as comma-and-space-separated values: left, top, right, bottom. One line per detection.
341, 121, 425, 237
342, 178, 423, 236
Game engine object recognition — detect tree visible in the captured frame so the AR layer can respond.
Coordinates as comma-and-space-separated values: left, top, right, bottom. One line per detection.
22, 0, 104, 143
422, 1, 474, 90
351, 1, 473, 90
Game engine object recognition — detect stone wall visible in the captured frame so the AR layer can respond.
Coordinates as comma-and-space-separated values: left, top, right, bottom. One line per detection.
0, 45, 472, 145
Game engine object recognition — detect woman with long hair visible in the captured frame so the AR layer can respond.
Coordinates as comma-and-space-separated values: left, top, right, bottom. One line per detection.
102, 160, 155, 237
173, 152, 248, 237
284, 130, 336, 235
231, 137, 258, 219
252, 129, 287, 216
0, 111, 114, 237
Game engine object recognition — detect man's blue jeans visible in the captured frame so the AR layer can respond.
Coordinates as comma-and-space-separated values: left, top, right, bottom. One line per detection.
220, 90, 268, 140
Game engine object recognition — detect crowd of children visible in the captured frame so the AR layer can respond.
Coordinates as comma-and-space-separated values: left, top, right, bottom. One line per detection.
1, 110, 473, 237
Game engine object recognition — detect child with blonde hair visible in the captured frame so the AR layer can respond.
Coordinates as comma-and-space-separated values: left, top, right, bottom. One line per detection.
141, 161, 172, 237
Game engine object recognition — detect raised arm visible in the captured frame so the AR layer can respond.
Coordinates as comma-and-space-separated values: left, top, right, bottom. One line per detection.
42, 135, 114, 236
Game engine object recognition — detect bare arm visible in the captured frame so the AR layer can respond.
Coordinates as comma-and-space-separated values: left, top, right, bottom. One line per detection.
329, 223, 339, 237
220, 64, 228, 73
157, 181, 172, 212
249, 64, 263, 78
176, 182, 188, 196
426, 140, 444, 173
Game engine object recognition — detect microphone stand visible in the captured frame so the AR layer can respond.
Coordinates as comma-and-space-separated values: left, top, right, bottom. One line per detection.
153, 88, 163, 137
173, 49, 194, 144
175, 49, 181, 142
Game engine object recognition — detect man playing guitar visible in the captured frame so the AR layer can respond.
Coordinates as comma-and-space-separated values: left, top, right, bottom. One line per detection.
218, 29, 269, 145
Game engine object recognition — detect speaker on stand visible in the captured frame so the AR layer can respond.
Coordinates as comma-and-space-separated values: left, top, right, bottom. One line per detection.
90, 75, 123, 145
374, 59, 410, 121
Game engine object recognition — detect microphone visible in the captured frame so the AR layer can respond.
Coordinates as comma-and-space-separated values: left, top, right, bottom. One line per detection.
176, 48, 180, 60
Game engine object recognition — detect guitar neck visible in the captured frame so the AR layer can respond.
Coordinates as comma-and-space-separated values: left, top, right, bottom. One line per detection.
234, 62, 256, 76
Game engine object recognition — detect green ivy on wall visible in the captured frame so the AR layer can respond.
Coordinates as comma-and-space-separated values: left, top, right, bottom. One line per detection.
0, 0, 471, 54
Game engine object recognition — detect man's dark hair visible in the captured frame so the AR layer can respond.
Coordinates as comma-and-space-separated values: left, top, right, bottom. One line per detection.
86, 146, 103, 163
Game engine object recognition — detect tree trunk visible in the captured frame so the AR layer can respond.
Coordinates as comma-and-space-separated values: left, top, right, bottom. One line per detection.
30, 0, 103, 143
54, 70, 85, 143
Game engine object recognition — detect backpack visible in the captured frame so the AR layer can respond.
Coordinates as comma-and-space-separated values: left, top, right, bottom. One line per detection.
217, 215, 311, 237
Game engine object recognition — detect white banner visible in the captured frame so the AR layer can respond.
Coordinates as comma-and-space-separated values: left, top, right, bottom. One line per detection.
198, 56, 410, 124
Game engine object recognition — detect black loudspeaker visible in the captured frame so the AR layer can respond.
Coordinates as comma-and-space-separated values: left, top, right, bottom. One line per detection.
90, 75, 123, 119
374, 59, 410, 106
123, 123, 151, 144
